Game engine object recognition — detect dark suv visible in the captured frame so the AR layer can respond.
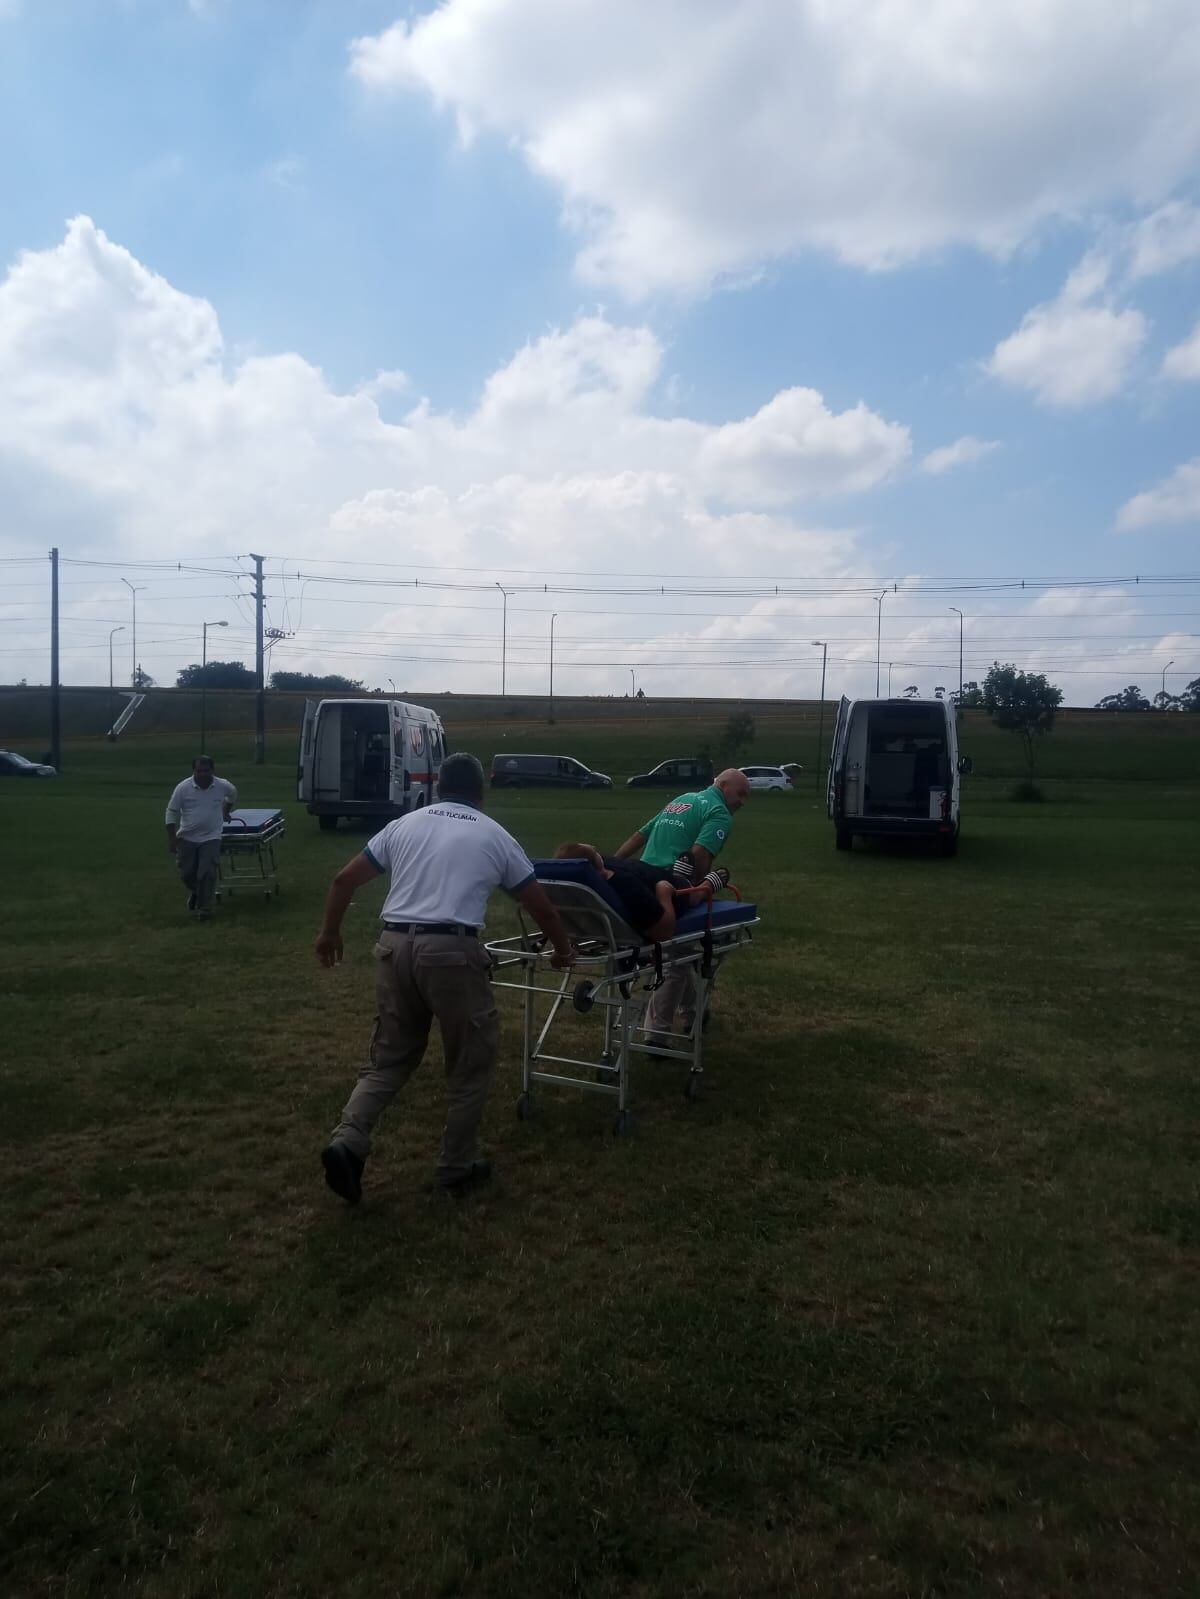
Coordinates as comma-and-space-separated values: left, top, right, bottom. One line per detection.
626, 756, 714, 789
490, 753, 612, 789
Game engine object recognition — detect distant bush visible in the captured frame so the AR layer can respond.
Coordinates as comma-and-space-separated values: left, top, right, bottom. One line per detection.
1009, 779, 1045, 802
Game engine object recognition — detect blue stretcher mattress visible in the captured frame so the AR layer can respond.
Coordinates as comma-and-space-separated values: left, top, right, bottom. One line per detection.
530, 858, 756, 940
222, 808, 283, 837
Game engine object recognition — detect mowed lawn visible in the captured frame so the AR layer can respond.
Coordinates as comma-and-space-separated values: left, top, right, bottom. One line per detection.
2, 722, 1199, 1597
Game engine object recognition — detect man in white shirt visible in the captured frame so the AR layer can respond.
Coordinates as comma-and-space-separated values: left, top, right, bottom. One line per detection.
315, 752, 575, 1203
164, 755, 237, 920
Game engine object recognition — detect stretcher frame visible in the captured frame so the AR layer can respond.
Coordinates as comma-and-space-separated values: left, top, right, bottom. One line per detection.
218, 810, 285, 899
485, 879, 758, 1133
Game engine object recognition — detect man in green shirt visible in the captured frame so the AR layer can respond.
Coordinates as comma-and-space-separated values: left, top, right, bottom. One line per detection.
613, 768, 750, 1042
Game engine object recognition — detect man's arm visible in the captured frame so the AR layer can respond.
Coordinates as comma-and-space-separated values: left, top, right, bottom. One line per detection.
222, 780, 237, 822
689, 844, 714, 877
515, 882, 577, 967
166, 822, 178, 854
613, 829, 647, 861
555, 841, 604, 871
315, 852, 383, 967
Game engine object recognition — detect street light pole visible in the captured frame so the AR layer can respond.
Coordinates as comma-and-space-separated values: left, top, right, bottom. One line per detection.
549, 613, 558, 719
495, 582, 508, 696
812, 640, 827, 798
888, 662, 894, 697
629, 668, 636, 697
121, 578, 145, 687
108, 626, 125, 690
949, 607, 964, 704
875, 589, 888, 696
200, 619, 227, 751
1162, 659, 1175, 703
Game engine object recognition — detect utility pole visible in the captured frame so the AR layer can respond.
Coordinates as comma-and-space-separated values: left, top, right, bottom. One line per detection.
875, 588, 888, 696
121, 577, 144, 687
251, 553, 265, 764
812, 640, 827, 798
200, 619, 228, 751
109, 625, 125, 690
50, 547, 61, 772
495, 582, 508, 695
949, 607, 964, 704
549, 612, 557, 720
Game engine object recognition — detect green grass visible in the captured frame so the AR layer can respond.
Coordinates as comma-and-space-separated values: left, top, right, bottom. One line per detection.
2, 724, 1199, 1597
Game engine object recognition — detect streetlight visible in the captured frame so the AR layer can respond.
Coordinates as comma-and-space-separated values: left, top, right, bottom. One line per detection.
108, 625, 125, 690
888, 662, 894, 697
121, 578, 145, 687
1162, 659, 1175, 704
495, 582, 509, 696
949, 607, 964, 705
200, 620, 228, 750
875, 589, 888, 696
549, 613, 558, 720
812, 640, 827, 799
629, 668, 636, 697
387, 678, 397, 696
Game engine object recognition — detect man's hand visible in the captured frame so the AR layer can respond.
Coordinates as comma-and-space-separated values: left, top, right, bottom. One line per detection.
315, 931, 344, 968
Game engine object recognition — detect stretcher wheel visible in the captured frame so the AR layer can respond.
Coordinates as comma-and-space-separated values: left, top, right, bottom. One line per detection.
516, 1092, 537, 1121
612, 1110, 633, 1138
573, 982, 596, 1014
685, 1071, 704, 1102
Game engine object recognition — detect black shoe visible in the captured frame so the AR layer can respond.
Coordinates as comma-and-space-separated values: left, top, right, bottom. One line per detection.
187, 894, 197, 912
437, 1159, 493, 1196
321, 1143, 364, 1205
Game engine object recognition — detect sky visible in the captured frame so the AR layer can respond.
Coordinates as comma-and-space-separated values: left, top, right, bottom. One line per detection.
1, 0, 1199, 705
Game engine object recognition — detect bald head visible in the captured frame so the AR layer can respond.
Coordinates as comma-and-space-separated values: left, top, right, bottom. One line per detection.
714, 768, 750, 811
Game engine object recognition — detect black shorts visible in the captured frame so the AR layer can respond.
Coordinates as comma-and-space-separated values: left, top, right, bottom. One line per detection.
600, 856, 666, 935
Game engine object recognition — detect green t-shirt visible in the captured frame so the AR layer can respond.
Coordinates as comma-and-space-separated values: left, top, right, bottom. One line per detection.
639, 786, 734, 868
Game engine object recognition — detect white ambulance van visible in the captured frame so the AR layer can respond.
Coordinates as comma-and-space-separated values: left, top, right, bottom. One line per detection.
827, 696, 971, 856
297, 698, 446, 831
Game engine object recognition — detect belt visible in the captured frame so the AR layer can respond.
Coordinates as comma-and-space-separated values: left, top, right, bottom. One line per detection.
383, 921, 478, 937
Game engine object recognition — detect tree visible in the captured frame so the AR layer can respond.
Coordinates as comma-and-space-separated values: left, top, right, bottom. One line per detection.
982, 661, 1064, 776
1094, 685, 1151, 712
1153, 691, 1184, 713
133, 665, 155, 689
903, 684, 919, 699
176, 661, 256, 689
269, 670, 365, 693
1180, 676, 1200, 712
716, 711, 755, 764
952, 681, 984, 709
934, 685, 946, 700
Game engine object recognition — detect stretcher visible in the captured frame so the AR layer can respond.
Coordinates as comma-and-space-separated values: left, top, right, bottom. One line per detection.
218, 808, 285, 899
485, 858, 759, 1133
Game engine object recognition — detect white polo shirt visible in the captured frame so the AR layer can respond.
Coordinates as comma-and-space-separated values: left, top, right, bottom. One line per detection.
364, 802, 535, 929
165, 776, 238, 844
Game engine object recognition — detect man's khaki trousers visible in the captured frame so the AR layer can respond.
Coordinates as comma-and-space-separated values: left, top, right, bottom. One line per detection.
329, 931, 500, 1181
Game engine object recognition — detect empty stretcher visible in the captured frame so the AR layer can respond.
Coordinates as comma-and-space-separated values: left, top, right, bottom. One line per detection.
219, 808, 285, 899
485, 858, 759, 1133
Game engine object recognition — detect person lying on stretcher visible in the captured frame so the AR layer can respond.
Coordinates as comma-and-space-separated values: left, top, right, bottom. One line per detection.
553, 843, 729, 944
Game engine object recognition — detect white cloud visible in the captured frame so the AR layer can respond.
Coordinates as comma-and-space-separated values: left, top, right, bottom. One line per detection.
0, 218, 913, 688
986, 259, 1147, 408
920, 437, 1001, 476
1161, 321, 1200, 381
350, 0, 1200, 296
1126, 202, 1200, 279
1116, 460, 1200, 531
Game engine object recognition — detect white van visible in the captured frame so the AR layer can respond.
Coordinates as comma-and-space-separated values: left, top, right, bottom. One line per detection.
297, 698, 446, 831
827, 696, 971, 856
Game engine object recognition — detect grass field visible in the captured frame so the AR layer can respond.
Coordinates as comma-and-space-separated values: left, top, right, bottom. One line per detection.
3, 719, 1199, 1597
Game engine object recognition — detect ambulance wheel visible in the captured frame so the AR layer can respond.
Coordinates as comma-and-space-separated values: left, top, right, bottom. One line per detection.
319, 815, 338, 833
573, 981, 596, 1014
835, 827, 853, 852
612, 1110, 633, 1138
516, 1092, 537, 1121
685, 1071, 704, 1101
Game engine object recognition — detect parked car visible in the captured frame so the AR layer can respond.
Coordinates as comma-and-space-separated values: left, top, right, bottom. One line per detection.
779, 762, 804, 780
0, 750, 57, 778
826, 695, 971, 856
626, 756, 714, 789
740, 765, 794, 792
491, 753, 612, 789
